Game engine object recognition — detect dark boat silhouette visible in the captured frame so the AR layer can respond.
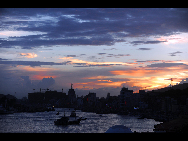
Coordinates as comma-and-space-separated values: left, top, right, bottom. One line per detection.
54, 111, 82, 125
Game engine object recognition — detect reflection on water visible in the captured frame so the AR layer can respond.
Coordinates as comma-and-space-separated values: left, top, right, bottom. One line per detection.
0, 108, 162, 133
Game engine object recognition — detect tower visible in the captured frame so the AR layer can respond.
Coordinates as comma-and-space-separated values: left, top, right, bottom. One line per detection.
107, 93, 110, 99
68, 83, 76, 104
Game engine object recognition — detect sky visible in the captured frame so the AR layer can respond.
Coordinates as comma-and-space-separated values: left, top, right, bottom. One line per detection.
0, 8, 188, 98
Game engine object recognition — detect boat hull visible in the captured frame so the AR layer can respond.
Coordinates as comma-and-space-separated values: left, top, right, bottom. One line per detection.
54, 117, 82, 125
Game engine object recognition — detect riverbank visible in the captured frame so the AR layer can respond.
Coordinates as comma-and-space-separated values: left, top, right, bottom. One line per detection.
154, 115, 188, 132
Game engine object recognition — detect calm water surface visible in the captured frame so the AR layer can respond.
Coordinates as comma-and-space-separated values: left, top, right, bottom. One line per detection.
0, 108, 162, 133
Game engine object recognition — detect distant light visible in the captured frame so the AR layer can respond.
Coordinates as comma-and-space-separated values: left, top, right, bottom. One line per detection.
53, 106, 54, 108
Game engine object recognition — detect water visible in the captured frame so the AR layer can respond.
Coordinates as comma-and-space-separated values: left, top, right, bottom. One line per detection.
0, 108, 162, 133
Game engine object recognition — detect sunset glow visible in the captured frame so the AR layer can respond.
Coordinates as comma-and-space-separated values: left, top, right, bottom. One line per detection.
19, 53, 38, 58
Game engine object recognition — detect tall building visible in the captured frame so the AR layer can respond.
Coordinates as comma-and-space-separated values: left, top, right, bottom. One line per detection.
87, 92, 96, 106
119, 87, 133, 109
106, 93, 110, 99
68, 83, 76, 104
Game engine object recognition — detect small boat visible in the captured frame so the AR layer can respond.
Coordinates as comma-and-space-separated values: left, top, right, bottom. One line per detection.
54, 111, 82, 125
68, 118, 82, 125
54, 117, 82, 125
54, 116, 69, 125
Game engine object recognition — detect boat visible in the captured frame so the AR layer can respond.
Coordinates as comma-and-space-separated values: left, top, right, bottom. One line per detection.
54, 111, 82, 125
68, 118, 82, 125
54, 116, 82, 125
54, 116, 69, 125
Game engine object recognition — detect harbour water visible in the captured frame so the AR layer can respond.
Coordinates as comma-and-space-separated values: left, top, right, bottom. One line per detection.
0, 108, 162, 133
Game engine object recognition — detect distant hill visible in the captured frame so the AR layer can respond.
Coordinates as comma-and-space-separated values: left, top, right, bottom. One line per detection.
156, 84, 188, 105
154, 83, 188, 93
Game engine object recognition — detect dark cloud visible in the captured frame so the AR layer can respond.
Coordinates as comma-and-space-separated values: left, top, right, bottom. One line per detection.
0, 58, 9, 61
169, 51, 183, 56
145, 41, 167, 44
73, 63, 122, 67
115, 54, 130, 57
20, 76, 31, 86
0, 37, 116, 49
88, 64, 111, 67
103, 48, 117, 50
137, 48, 152, 51
66, 55, 77, 57
73, 65, 90, 67
131, 40, 167, 46
131, 41, 144, 45
147, 62, 187, 68
0, 60, 70, 67
0, 8, 188, 49
106, 54, 130, 58
135, 61, 147, 62
98, 53, 106, 55
39, 77, 55, 88
135, 60, 164, 63
0, 63, 57, 98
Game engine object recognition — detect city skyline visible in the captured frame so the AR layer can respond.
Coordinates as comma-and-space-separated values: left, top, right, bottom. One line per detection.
0, 8, 188, 98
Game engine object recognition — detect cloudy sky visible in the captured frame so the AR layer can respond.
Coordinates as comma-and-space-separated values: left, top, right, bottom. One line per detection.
0, 8, 188, 98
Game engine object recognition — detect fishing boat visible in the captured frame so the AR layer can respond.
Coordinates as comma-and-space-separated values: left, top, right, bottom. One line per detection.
54, 111, 82, 125
54, 116, 69, 125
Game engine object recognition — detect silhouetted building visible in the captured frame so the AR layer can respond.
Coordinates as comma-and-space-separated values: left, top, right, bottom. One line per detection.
119, 87, 133, 109
139, 90, 145, 94
28, 90, 67, 104
68, 83, 76, 104
87, 92, 96, 106
106, 93, 110, 99
77, 96, 83, 107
